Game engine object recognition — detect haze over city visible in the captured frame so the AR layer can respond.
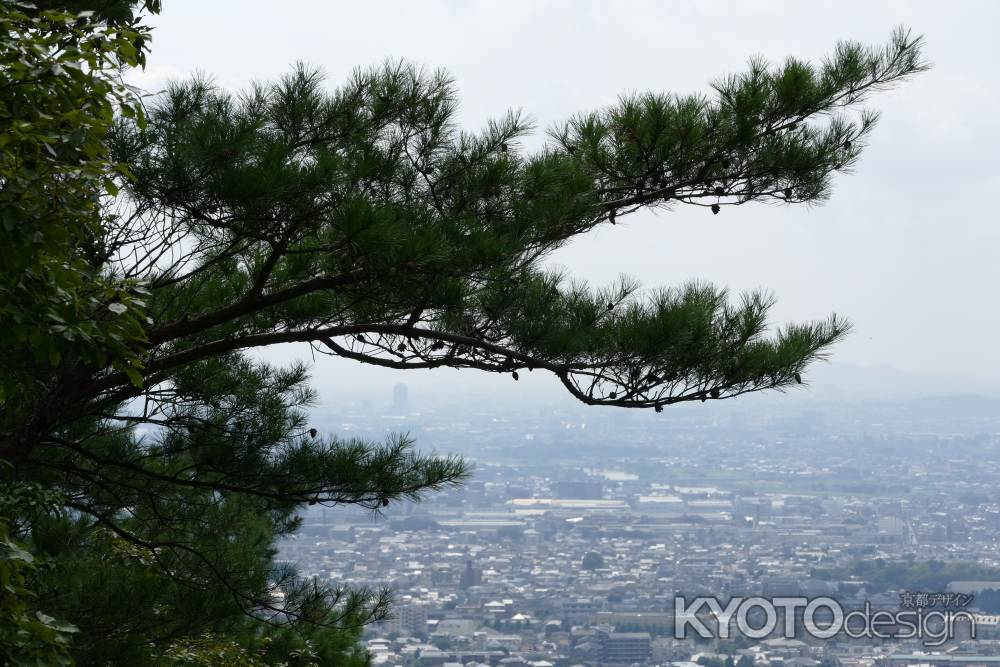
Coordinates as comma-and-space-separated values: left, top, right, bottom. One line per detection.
6, 1, 1000, 665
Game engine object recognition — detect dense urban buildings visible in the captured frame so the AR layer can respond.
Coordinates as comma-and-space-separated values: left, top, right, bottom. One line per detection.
280, 390, 1000, 666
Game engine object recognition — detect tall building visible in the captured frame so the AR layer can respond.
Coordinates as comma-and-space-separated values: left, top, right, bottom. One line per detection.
458, 559, 482, 589
382, 603, 427, 635
392, 383, 408, 414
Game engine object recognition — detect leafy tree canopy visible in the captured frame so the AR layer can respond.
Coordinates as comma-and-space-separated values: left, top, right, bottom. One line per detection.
0, 0, 158, 408
1, 16, 927, 664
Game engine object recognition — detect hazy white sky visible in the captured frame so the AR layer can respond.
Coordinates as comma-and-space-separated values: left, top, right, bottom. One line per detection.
131, 1, 1000, 406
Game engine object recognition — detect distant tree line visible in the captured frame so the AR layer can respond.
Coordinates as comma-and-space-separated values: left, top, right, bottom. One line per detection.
817, 559, 1000, 595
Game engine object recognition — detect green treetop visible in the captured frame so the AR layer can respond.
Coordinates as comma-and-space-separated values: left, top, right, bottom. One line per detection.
582, 551, 605, 571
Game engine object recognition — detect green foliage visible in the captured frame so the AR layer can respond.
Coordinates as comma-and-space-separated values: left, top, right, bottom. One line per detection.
1, 19, 926, 666
156, 634, 270, 667
697, 655, 733, 667
151, 625, 369, 665
0, 3, 160, 659
555, 27, 927, 209
582, 551, 605, 571
104, 32, 925, 415
829, 558, 1000, 594
0, 0, 156, 426
20, 356, 410, 664
0, 482, 76, 666
970, 589, 1000, 614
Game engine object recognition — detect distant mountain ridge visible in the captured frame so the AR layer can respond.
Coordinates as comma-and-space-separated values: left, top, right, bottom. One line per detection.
807, 361, 1000, 401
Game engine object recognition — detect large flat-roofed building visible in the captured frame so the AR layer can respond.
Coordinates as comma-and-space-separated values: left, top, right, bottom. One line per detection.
507, 498, 628, 512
